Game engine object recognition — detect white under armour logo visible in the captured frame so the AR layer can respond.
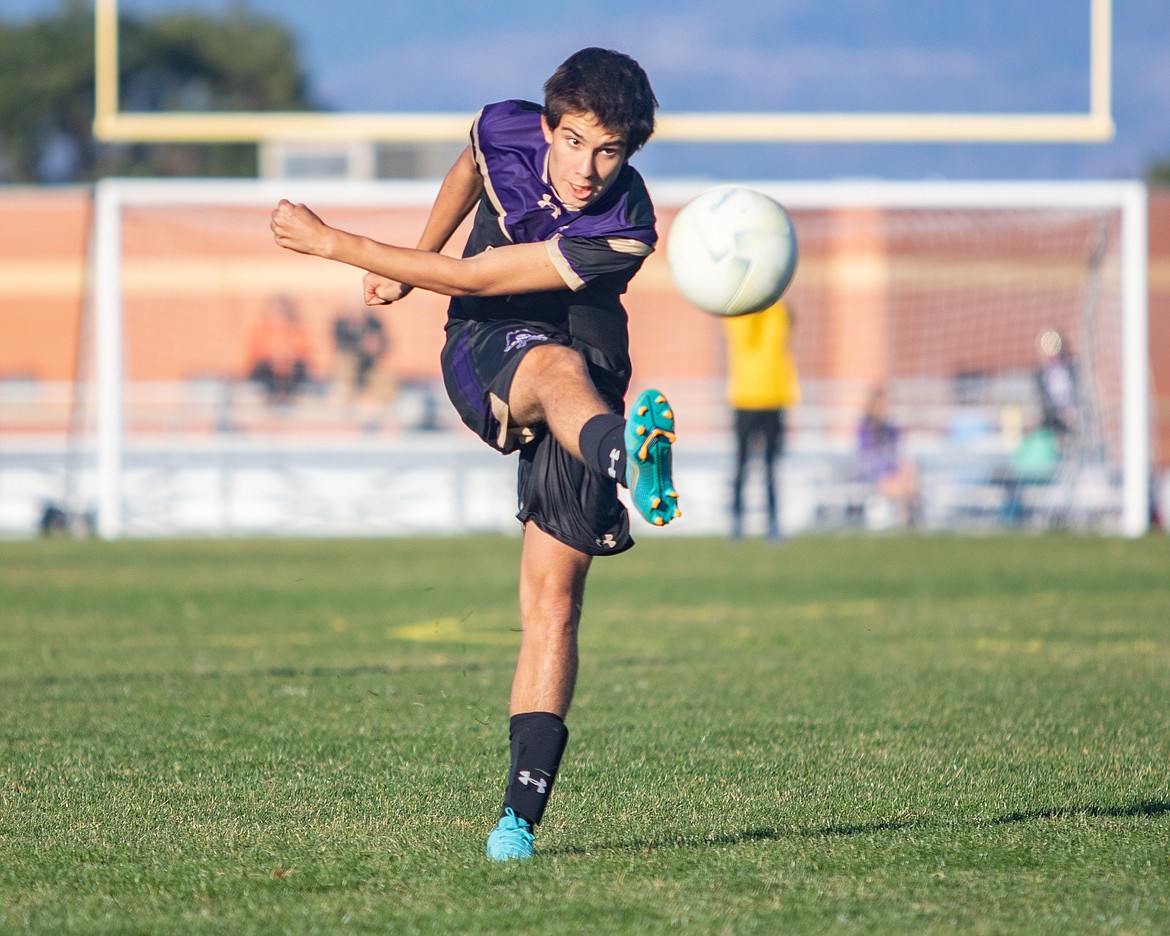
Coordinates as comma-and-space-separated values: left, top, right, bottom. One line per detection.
597, 533, 617, 549
517, 770, 548, 794
607, 447, 621, 479
536, 193, 562, 219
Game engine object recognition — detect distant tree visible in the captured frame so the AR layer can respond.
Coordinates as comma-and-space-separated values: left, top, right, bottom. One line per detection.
0, 0, 316, 182
0, 1, 93, 182
1147, 156, 1170, 189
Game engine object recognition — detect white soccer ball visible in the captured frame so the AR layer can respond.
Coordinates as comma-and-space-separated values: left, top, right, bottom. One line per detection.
666, 186, 798, 317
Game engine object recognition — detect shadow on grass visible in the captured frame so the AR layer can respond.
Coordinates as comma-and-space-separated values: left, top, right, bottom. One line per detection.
810, 818, 924, 836
545, 800, 1170, 856
547, 821, 917, 856
546, 827, 784, 856
989, 800, 1170, 824
7, 660, 500, 688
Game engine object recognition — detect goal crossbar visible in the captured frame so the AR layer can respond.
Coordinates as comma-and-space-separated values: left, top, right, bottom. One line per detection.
93, 0, 1115, 145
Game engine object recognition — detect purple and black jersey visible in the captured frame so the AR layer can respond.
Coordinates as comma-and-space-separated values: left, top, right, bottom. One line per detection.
447, 100, 657, 403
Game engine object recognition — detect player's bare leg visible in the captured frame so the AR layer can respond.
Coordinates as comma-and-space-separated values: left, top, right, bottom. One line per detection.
487, 522, 589, 861
512, 520, 591, 717
508, 342, 609, 460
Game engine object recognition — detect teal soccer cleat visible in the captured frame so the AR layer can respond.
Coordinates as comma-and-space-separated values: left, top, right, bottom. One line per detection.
625, 388, 681, 527
486, 808, 535, 861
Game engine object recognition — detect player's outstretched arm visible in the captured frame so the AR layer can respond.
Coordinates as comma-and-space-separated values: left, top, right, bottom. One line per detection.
271, 202, 569, 300
362, 145, 484, 306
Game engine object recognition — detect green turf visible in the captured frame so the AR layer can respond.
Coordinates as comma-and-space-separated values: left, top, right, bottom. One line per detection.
1, 534, 1167, 934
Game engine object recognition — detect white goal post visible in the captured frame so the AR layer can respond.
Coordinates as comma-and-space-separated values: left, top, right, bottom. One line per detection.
89, 177, 1149, 539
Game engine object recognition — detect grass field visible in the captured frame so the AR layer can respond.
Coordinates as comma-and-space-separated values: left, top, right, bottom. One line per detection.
1, 533, 1168, 934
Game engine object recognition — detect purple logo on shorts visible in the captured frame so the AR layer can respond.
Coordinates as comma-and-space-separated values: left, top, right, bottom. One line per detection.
504, 328, 550, 353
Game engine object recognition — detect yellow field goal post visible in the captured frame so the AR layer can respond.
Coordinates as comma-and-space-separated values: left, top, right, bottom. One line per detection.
94, 0, 1116, 146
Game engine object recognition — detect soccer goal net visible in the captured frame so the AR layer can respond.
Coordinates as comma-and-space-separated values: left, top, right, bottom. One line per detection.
79, 177, 1147, 539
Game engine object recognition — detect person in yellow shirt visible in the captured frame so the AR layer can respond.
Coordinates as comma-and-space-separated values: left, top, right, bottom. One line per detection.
723, 300, 800, 541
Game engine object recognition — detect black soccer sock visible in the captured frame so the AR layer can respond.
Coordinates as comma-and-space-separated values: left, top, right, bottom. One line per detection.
578, 413, 627, 485
500, 712, 569, 826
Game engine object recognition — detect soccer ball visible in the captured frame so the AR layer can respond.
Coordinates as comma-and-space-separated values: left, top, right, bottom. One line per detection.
666, 186, 798, 317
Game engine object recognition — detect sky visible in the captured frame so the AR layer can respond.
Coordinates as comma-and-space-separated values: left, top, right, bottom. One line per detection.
7, 0, 1170, 181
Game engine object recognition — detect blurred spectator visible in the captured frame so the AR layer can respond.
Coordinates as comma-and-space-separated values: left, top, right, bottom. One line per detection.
999, 423, 1062, 524
246, 296, 312, 406
1035, 329, 1078, 441
331, 307, 397, 428
857, 385, 920, 527
332, 307, 391, 400
723, 300, 800, 541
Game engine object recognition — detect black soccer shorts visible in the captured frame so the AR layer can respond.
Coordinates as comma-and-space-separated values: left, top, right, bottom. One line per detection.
440, 318, 634, 557
516, 430, 633, 556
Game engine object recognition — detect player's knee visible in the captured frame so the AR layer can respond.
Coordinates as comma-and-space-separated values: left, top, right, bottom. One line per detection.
519, 343, 588, 391
511, 345, 591, 425
521, 585, 580, 629
521, 570, 585, 633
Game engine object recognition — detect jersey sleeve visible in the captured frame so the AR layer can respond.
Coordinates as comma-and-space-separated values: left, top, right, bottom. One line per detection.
545, 234, 654, 291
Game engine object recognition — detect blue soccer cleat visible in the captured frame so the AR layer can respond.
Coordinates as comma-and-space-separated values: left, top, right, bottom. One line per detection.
486, 808, 535, 861
625, 388, 681, 527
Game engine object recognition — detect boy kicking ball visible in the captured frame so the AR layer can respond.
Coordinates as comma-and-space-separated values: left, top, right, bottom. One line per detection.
271, 47, 678, 860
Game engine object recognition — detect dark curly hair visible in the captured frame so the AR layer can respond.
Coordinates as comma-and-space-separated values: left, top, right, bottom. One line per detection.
543, 48, 659, 155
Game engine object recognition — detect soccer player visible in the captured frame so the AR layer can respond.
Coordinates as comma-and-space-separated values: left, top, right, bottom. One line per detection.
270, 48, 679, 861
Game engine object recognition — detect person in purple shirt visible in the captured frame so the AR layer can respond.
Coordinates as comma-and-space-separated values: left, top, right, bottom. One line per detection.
856, 385, 919, 526
271, 48, 679, 861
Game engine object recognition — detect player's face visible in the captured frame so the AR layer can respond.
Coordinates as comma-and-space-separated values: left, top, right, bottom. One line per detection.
542, 112, 628, 209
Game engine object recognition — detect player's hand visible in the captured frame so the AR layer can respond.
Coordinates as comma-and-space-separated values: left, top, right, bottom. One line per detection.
363, 271, 412, 306
270, 199, 332, 256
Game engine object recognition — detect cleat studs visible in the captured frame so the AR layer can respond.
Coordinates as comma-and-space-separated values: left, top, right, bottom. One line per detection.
636, 425, 646, 436
674, 508, 682, 518
655, 395, 665, 404
651, 496, 661, 509
663, 409, 673, 419
653, 516, 665, 526
637, 406, 648, 416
